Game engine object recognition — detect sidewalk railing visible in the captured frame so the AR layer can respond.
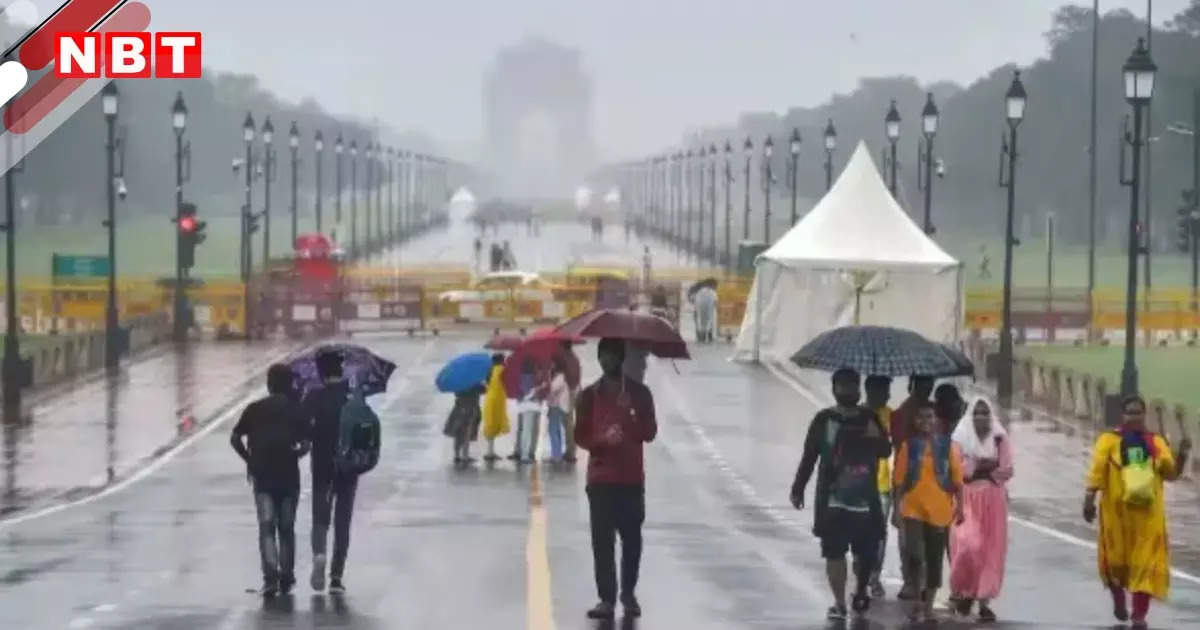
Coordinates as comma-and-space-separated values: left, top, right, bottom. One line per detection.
963, 334, 1197, 476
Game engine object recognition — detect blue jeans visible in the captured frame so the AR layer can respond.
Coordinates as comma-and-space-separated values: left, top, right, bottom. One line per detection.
547, 407, 567, 458
254, 490, 298, 585
311, 475, 359, 579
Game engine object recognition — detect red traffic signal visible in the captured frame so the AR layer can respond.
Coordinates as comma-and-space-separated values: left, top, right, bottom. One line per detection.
179, 215, 196, 232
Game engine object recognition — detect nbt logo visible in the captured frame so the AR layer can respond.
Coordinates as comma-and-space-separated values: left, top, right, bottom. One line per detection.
55, 32, 202, 78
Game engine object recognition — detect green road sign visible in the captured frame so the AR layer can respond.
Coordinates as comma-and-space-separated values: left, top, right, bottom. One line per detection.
51, 254, 110, 279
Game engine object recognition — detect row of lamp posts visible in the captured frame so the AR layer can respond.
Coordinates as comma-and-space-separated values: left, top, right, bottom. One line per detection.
615, 121, 841, 271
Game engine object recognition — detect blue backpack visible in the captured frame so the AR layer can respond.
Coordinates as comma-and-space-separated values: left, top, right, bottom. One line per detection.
334, 390, 381, 476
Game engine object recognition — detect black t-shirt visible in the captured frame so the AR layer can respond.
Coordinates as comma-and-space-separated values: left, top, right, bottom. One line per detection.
233, 394, 309, 492
302, 381, 350, 480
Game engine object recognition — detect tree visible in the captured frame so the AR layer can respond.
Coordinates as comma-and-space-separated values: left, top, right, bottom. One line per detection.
1168, 0, 1200, 35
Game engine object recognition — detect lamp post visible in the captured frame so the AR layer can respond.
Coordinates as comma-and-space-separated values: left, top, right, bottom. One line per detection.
671, 152, 681, 249
314, 131, 324, 234
723, 140, 733, 270
349, 140, 358, 258
102, 81, 120, 371
695, 148, 705, 259
1119, 38, 1157, 397
683, 149, 693, 255
241, 112, 254, 284
261, 117, 274, 267
289, 122, 299, 246
997, 71, 1028, 408
824, 119, 837, 191
920, 93, 940, 235
387, 147, 395, 247
708, 144, 717, 261
763, 135, 774, 243
171, 91, 188, 342
885, 100, 901, 196
364, 143, 374, 254
334, 134, 343, 245
789, 128, 801, 225
743, 137, 753, 240
2, 107, 24, 414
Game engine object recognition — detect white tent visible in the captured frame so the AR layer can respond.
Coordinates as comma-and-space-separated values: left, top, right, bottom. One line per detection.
733, 141, 963, 363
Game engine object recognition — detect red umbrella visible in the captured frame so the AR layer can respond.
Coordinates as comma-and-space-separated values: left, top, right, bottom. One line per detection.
554, 308, 690, 359
501, 334, 583, 395
529, 326, 585, 344
483, 334, 525, 351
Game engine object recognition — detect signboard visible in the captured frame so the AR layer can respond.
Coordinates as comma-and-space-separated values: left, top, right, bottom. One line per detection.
51, 254, 110, 280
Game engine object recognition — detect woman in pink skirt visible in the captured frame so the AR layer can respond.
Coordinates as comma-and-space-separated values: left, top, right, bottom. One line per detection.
949, 396, 1012, 622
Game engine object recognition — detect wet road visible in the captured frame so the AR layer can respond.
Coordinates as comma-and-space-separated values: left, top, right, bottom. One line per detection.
0, 332, 1198, 629
0, 223, 1198, 629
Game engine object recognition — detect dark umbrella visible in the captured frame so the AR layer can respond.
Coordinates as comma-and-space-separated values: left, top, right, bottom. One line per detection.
939, 343, 976, 380
687, 277, 718, 299
555, 308, 689, 359
290, 343, 397, 398
790, 326, 973, 378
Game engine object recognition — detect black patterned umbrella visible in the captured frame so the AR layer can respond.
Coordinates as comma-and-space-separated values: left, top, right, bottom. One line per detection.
790, 326, 973, 378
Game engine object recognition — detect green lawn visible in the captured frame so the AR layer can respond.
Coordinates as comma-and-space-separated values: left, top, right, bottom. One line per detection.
1020, 345, 1200, 411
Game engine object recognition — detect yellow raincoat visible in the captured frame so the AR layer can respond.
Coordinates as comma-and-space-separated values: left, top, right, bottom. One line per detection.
1086, 431, 1176, 599
481, 365, 510, 439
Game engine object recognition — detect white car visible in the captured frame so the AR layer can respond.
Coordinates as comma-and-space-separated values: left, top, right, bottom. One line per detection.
438, 271, 555, 303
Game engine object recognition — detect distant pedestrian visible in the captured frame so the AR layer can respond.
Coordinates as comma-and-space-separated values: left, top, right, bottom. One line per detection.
473, 237, 483, 271
790, 368, 891, 620
301, 350, 363, 595
230, 364, 310, 597
863, 374, 894, 599
545, 364, 571, 461
693, 285, 717, 343
889, 374, 934, 600
1083, 394, 1191, 629
501, 241, 516, 270
481, 354, 510, 462
893, 402, 965, 624
444, 383, 485, 465
576, 338, 657, 620
511, 358, 546, 463
978, 247, 991, 280
490, 243, 502, 272
949, 396, 1012, 622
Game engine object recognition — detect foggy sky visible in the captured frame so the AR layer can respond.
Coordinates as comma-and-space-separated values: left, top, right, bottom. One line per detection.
145, 0, 1188, 161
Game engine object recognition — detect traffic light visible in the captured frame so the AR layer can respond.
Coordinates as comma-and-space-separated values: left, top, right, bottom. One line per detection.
179, 202, 206, 269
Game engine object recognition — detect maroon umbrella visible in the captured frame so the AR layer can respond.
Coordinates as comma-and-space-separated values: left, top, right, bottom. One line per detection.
554, 308, 690, 359
483, 334, 525, 352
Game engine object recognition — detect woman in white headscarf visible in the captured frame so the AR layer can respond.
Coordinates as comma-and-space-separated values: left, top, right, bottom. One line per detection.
948, 396, 1012, 622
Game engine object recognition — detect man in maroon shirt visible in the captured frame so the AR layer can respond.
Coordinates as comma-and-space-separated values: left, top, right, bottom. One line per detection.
574, 337, 657, 620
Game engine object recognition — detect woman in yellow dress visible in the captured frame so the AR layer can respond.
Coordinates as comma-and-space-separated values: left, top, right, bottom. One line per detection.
481, 354, 511, 461
1083, 394, 1191, 629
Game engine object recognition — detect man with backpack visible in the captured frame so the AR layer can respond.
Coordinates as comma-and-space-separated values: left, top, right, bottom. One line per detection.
230, 364, 311, 597
790, 368, 892, 621
302, 349, 381, 594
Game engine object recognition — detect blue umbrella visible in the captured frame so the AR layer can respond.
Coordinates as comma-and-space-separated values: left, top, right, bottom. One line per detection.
290, 343, 397, 398
436, 352, 494, 393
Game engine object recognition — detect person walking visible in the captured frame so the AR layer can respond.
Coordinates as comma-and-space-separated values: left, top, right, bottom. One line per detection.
693, 284, 717, 343
230, 364, 310, 597
481, 353, 510, 462
301, 350, 359, 594
444, 382, 485, 465
949, 396, 1012, 622
863, 374, 894, 599
892, 403, 965, 624
509, 358, 546, 463
790, 368, 891, 620
545, 364, 571, 462
575, 338, 658, 620
889, 374, 934, 600
1083, 394, 1191, 629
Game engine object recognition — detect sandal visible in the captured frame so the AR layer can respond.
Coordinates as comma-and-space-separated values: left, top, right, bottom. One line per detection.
826, 605, 847, 621
851, 593, 870, 613
978, 606, 996, 623
955, 597, 974, 616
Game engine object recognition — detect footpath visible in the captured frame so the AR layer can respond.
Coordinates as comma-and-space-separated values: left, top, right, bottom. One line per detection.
0, 340, 308, 522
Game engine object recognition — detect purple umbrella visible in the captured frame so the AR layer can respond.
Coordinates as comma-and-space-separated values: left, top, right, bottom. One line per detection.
290, 343, 397, 398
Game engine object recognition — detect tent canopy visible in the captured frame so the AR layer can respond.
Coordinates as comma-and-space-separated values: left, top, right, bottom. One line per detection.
760, 141, 958, 272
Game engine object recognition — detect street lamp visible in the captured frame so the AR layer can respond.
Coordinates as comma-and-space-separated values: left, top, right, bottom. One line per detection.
1119, 38, 1157, 397
364, 143, 374, 253
350, 140, 358, 258
723, 140, 733, 269
997, 70, 1027, 408
334, 134, 344, 240
2, 105, 26, 414
387, 147, 395, 246
261, 116, 274, 266
289, 121, 299, 246
241, 112, 254, 283
823, 118, 837, 191
102, 81, 120, 371
885, 100, 901, 196
763, 135, 774, 243
920, 92, 940, 235
171, 91, 189, 342
314, 130, 324, 234
708, 144, 718, 260
789, 128, 801, 225
743, 137, 753, 240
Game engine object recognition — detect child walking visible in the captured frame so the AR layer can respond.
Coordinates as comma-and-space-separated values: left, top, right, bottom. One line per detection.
892, 402, 964, 624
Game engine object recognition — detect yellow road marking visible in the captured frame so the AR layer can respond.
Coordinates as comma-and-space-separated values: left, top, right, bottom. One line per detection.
526, 465, 556, 630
